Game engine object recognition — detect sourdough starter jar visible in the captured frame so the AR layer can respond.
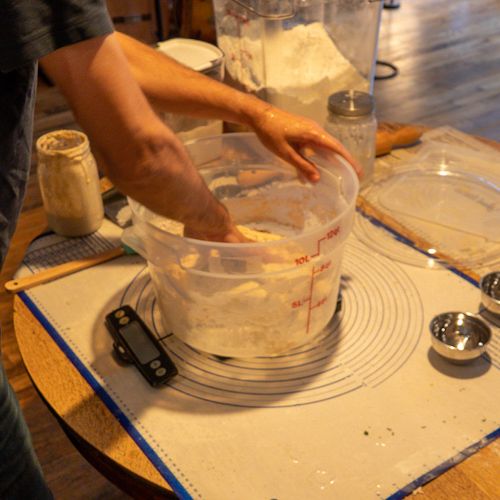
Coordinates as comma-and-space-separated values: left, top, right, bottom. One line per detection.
326, 90, 377, 187
36, 130, 103, 237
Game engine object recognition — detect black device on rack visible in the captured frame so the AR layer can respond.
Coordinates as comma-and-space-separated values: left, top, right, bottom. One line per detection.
105, 305, 178, 387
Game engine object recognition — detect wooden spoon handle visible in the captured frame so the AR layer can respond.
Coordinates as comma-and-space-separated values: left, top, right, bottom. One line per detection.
4, 246, 124, 293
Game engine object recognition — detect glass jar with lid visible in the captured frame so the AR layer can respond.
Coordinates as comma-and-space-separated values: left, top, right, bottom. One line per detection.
325, 90, 377, 187
36, 129, 104, 237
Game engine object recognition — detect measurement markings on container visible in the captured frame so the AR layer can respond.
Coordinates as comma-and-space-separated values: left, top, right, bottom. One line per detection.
306, 260, 332, 334
292, 257, 333, 334
310, 226, 341, 258
292, 227, 341, 334
294, 226, 341, 267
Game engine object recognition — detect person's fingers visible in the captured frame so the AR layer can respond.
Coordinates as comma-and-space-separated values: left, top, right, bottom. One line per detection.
184, 223, 253, 244
282, 145, 321, 182
271, 119, 364, 179
307, 132, 364, 178
222, 227, 253, 243
283, 132, 363, 181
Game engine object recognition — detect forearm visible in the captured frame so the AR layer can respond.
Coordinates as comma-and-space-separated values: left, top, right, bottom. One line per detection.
114, 32, 362, 180
40, 34, 230, 235
114, 31, 268, 126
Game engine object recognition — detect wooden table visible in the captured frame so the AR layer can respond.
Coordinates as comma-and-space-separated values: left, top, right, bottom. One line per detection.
9, 136, 500, 499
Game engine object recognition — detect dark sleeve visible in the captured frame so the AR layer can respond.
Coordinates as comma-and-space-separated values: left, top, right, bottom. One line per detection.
0, 0, 114, 72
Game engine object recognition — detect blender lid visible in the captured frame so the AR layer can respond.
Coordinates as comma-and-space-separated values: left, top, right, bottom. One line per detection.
157, 38, 224, 72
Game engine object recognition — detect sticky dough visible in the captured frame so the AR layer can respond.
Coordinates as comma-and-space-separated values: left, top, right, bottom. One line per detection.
236, 225, 283, 242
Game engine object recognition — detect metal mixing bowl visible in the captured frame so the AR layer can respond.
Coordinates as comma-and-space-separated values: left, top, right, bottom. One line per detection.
480, 271, 500, 316
429, 312, 491, 364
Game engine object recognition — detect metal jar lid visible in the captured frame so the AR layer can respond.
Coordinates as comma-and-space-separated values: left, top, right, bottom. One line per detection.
328, 90, 375, 117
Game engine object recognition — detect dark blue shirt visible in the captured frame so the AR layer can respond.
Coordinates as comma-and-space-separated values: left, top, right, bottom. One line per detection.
0, 1, 113, 267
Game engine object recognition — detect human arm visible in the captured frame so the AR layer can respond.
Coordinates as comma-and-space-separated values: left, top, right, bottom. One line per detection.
40, 34, 245, 242
114, 32, 362, 181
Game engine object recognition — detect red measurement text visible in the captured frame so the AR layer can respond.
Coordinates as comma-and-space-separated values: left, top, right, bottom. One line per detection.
291, 298, 310, 309
295, 255, 310, 266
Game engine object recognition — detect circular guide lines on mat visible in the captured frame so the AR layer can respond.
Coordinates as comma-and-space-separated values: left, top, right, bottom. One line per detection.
120, 239, 423, 408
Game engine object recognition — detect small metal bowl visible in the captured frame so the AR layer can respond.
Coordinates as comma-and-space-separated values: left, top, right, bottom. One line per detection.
429, 312, 491, 364
480, 271, 500, 316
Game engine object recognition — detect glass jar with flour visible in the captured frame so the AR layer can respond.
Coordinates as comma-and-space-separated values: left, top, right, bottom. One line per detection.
36, 130, 104, 237
326, 90, 377, 188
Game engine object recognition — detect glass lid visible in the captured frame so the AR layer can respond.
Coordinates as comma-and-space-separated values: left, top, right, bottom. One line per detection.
354, 145, 500, 270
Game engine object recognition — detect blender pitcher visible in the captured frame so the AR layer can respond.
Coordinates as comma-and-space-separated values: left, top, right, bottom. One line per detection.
212, 0, 382, 125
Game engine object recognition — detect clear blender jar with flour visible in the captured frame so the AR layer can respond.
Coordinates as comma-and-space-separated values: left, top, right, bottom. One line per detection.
212, 0, 382, 125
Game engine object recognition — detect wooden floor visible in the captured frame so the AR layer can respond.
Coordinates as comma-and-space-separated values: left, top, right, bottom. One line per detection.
375, 0, 500, 141
1, 1, 499, 498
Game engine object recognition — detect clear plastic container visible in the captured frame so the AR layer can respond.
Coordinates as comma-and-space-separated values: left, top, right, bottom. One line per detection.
212, 0, 382, 124
354, 143, 500, 269
156, 38, 225, 142
123, 133, 359, 357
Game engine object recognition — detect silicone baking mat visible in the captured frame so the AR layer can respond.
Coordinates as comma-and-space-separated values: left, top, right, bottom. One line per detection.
15, 220, 499, 499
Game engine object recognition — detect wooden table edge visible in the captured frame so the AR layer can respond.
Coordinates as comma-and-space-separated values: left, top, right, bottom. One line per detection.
13, 294, 175, 498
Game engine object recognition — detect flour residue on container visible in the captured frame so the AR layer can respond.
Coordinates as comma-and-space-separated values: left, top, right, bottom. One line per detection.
218, 21, 369, 123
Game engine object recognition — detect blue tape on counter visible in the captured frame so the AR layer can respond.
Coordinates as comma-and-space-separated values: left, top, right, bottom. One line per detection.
356, 208, 496, 498
386, 428, 500, 500
18, 291, 193, 500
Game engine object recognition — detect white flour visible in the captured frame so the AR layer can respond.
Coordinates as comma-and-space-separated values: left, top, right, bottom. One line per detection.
218, 21, 369, 124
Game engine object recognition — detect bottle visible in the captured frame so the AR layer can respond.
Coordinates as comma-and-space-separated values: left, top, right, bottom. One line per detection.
36, 129, 104, 237
325, 90, 377, 188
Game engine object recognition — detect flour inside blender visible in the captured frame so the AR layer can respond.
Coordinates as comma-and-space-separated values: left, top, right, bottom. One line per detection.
219, 21, 369, 124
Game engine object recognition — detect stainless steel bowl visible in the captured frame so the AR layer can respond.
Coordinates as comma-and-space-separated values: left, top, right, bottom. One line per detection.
480, 271, 500, 316
429, 312, 491, 364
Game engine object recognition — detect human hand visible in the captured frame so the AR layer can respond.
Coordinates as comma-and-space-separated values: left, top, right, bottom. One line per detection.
248, 104, 363, 182
184, 218, 252, 243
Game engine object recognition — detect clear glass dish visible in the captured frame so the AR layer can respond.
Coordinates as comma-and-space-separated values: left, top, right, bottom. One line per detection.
355, 144, 500, 270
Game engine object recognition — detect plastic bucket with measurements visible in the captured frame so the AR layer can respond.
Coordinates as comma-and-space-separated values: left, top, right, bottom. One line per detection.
123, 133, 358, 357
